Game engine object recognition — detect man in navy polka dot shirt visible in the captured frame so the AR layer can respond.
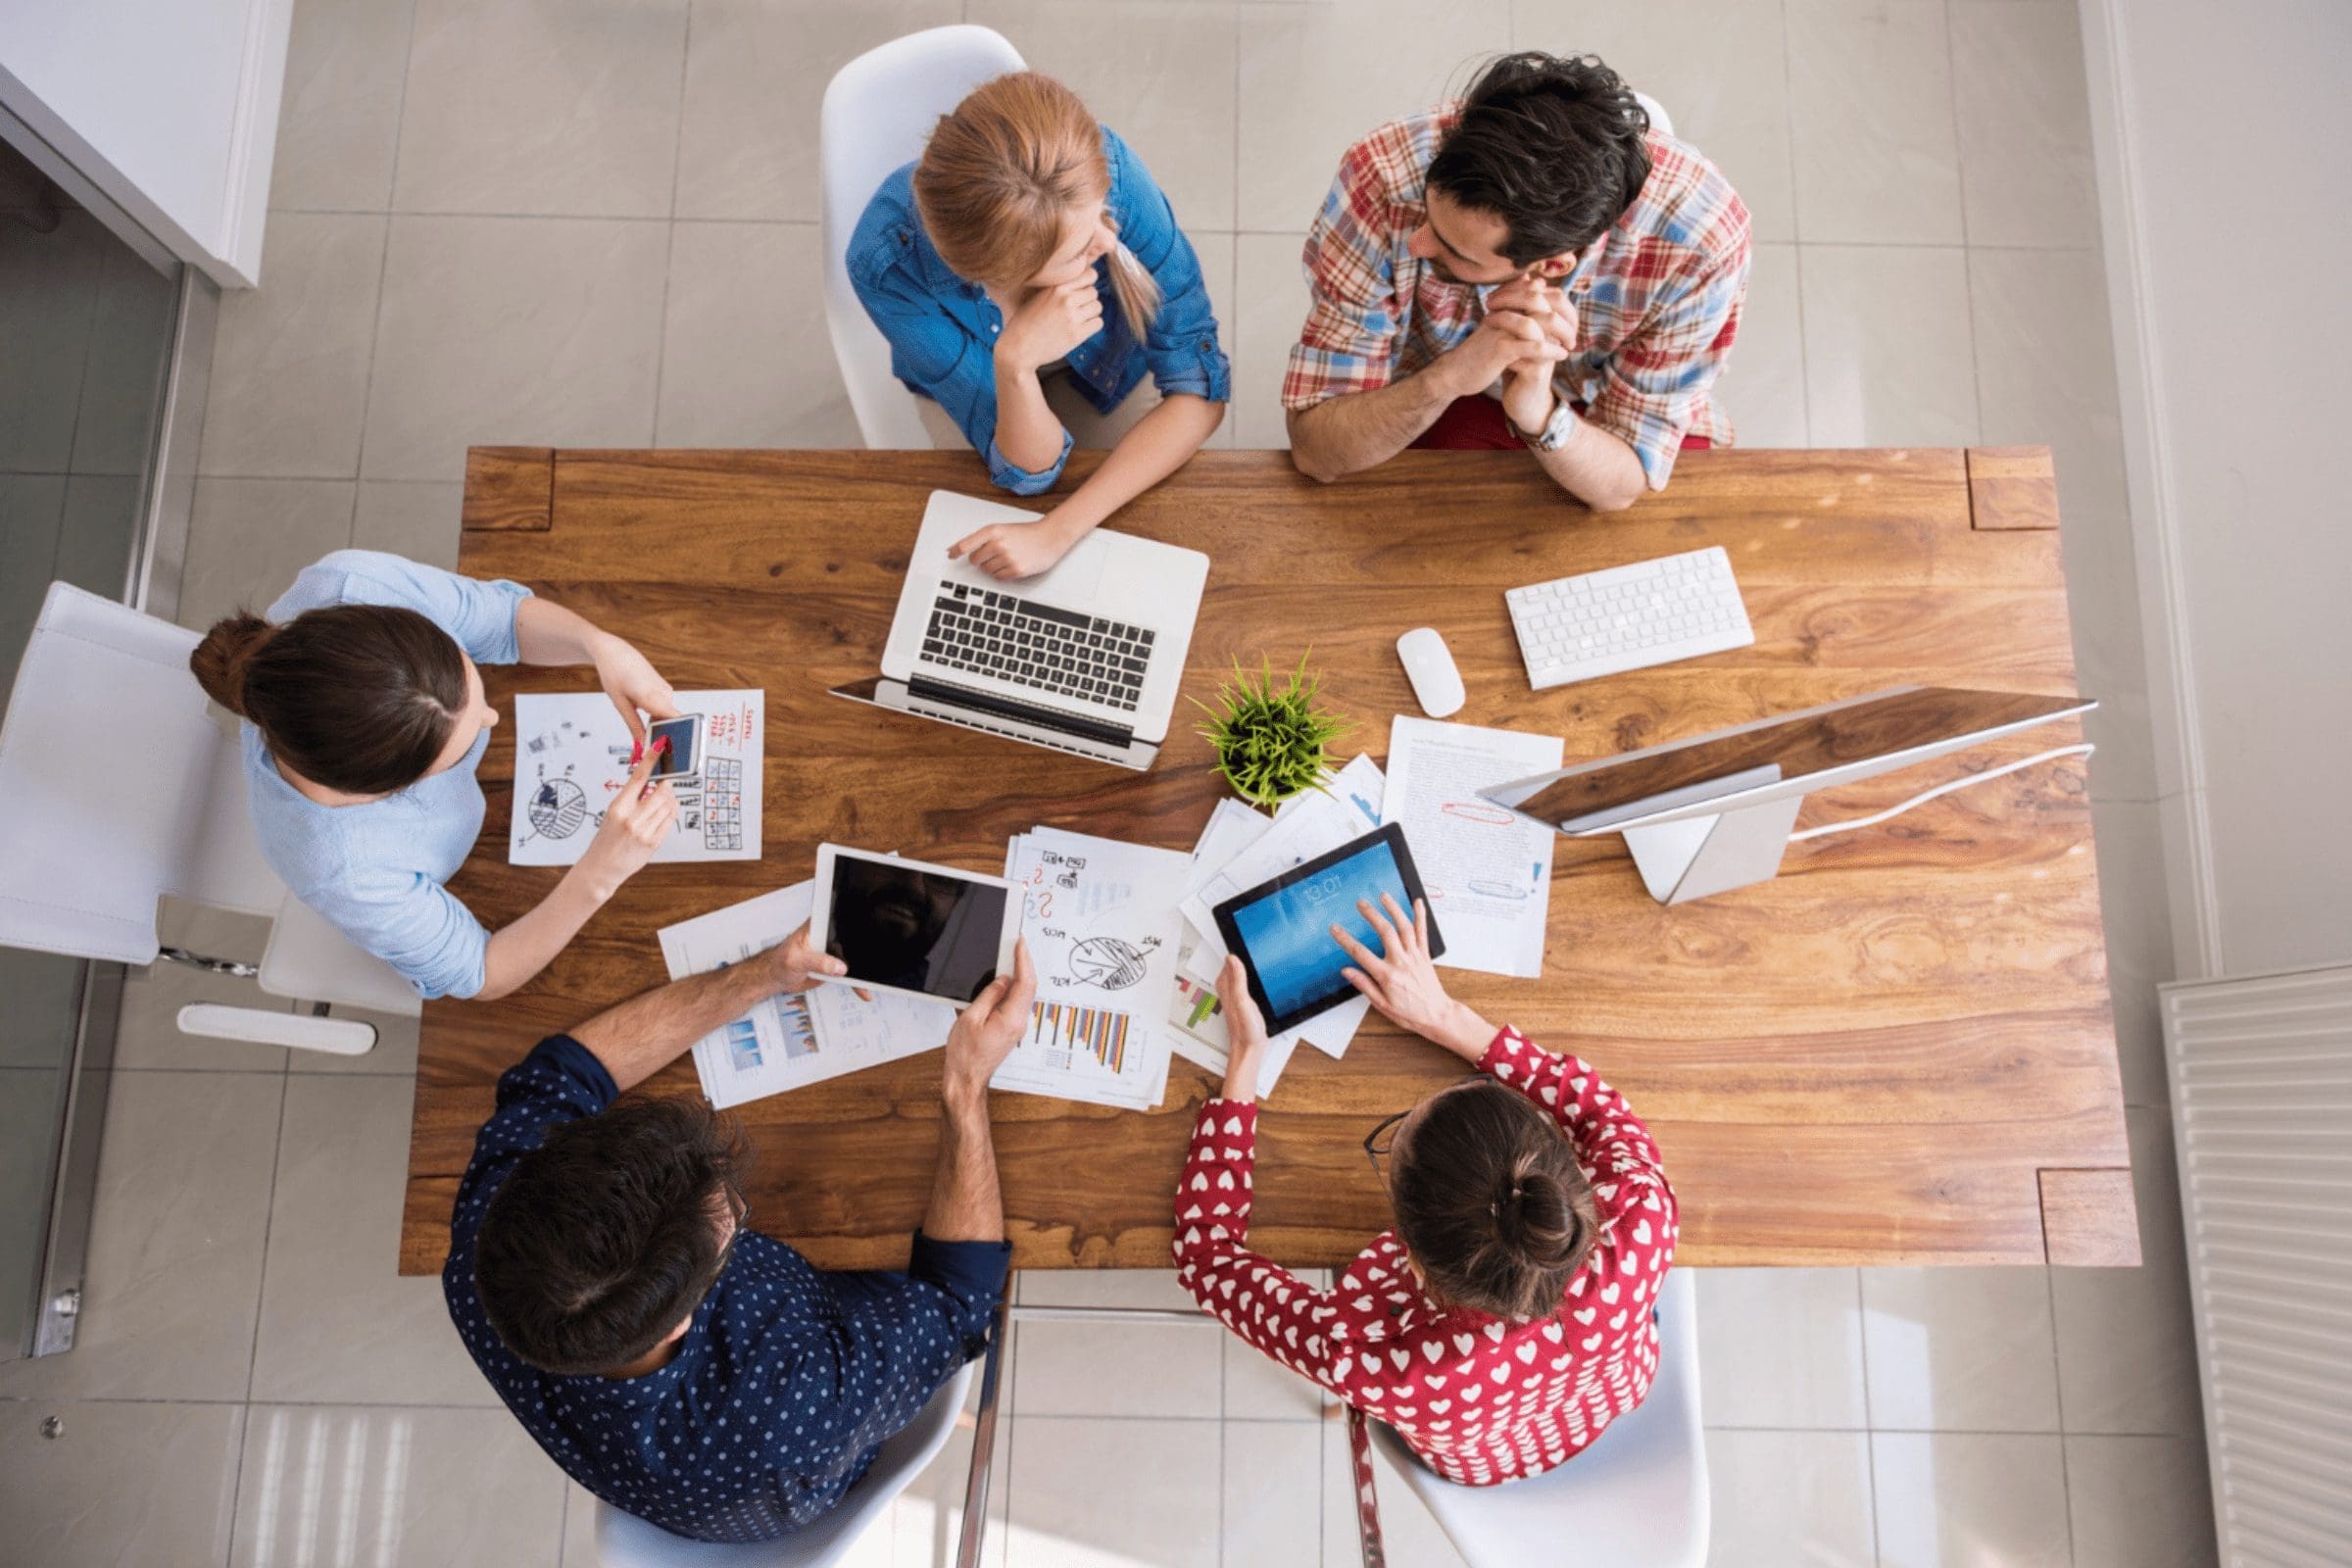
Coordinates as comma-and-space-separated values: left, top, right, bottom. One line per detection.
443, 920, 1033, 1544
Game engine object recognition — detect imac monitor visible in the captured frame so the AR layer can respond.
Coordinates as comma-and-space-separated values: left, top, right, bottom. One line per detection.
1479, 686, 2094, 904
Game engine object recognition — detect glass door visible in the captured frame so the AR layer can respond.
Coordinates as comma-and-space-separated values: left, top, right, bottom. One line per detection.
0, 131, 183, 1357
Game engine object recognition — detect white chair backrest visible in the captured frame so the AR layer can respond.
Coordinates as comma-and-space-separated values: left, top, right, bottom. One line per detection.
1365, 1266, 1708, 1568
818, 24, 1026, 451
0, 581, 279, 964
594, 1360, 976, 1566
1635, 89, 1675, 138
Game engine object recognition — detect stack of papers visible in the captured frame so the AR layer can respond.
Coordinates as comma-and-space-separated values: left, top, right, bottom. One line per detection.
1381, 716, 1565, 977
511, 689, 763, 864
996, 826, 1188, 1110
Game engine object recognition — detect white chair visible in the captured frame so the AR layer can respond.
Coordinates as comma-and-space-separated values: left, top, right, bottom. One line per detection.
818, 24, 1026, 450
1635, 90, 1675, 138
1364, 1268, 1708, 1568
593, 1361, 976, 1567
0, 580, 420, 1054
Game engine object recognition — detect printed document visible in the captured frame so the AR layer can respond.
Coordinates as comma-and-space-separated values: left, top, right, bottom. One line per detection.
511, 689, 762, 865
1381, 716, 1564, 977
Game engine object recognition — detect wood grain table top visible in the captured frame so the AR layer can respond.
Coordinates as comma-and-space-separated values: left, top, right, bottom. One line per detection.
400, 444, 2135, 1275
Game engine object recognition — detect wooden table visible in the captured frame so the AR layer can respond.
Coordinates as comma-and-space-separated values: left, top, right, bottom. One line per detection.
399, 445, 2137, 1275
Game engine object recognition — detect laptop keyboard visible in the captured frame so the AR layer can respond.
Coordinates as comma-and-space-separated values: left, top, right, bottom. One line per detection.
922, 582, 1153, 711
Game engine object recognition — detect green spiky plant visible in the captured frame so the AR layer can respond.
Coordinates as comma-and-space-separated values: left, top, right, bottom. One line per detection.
1194, 653, 1352, 808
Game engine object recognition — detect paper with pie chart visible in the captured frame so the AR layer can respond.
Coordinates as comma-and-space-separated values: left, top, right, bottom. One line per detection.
508, 689, 763, 865
996, 825, 1186, 1111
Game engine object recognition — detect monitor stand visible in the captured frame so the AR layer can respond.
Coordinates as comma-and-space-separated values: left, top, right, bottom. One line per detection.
1619, 795, 1805, 905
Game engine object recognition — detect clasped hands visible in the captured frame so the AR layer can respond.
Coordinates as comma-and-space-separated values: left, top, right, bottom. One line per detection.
1444, 273, 1580, 440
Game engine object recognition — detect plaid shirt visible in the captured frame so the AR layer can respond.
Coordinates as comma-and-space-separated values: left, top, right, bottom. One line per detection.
1283, 105, 1751, 488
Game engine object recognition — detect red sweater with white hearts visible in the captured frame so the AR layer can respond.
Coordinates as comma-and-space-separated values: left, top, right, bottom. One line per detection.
1171, 1028, 1678, 1485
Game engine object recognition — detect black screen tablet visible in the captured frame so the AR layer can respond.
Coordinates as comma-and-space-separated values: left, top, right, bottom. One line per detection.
1211, 823, 1444, 1034
811, 845, 1017, 1005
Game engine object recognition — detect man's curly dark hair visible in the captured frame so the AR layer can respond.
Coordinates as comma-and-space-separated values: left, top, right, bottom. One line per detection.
1427, 52, 1653, 266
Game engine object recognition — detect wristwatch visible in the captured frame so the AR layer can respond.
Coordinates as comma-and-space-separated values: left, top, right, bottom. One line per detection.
1514, 399, 1579, 454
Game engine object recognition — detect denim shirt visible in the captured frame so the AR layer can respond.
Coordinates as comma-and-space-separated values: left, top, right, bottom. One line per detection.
847, 125, 1230, 494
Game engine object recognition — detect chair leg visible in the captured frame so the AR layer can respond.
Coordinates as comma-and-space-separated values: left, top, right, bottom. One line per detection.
1348, 1407, 1388, 1568
955, 1288, 1011, 1568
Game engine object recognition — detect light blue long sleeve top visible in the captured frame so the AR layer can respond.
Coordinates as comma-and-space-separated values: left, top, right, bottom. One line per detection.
242, 551, 531, 1000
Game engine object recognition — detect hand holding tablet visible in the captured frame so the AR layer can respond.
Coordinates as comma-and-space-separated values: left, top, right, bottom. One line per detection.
807, 844, 1021, 1006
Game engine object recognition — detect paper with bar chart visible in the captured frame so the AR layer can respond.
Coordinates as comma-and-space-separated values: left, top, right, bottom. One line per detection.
996, 826, 1186, 1110
658, 881, 952, 1108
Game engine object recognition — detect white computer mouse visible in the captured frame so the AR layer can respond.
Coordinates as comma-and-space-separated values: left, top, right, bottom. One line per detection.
1396, 627, 1465, 717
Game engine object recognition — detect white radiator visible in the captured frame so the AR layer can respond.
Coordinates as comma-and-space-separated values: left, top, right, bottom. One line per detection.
2162, 963, 2352, 1566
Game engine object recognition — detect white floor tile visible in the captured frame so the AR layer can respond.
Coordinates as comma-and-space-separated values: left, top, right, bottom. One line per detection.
657, 221, 860, 449
0, 1399, 245, 1566
1236, 0, 1512, 234
249, 1074, 493, 1405
1231, 232, 1307, 451
0, 1072, 282, 1402
1702, 1428, 1876, 1568
1224, 1420, 1322, 1567
2064, 1434, 2219, 1568
362, 216, 668, 481
392, 0, 687, 219
1011, 1315, 1222, 1419
270, 0, 416, 212
177, 478, 358, 634
1019, 1270, 1200, 1311
2050, 1107, 2204, 1436
969, 2, 1240, 233
197, 213, 387, 479
1798, 245, 1979, 448
1694, 1268, 1870, 1429
1950, 1, 2100, 248
891, 1409, 1013, 1568
230, 1404, 567, 1567
1004, 1415, 1222, 1567
1870, 1431, 2071, 1568
353, 479, 466, 572
1859, 1266, 2062, 1432
1225, 1331, 1332, 1422
1788, 0, 1965, 245
673, 0, 961, 223
1514, 0, 1797, 243
1712, 241, 1808, 449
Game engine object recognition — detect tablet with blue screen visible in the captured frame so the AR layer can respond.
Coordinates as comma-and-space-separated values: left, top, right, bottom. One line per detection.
1211, 823, 1445, 1034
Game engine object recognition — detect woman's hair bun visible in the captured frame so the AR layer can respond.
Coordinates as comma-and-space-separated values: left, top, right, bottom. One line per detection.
1493, 1158, 1583, 1272
188, 612, 274, 716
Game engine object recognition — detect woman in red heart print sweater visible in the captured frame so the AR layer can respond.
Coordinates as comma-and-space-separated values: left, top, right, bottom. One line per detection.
1172, 893, 1678, 1508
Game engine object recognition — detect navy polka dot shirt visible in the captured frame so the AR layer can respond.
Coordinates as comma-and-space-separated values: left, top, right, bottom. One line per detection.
443, 1036, 1011, 1544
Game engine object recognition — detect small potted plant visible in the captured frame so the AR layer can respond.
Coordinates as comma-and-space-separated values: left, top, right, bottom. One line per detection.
1195, 653, 1352, 808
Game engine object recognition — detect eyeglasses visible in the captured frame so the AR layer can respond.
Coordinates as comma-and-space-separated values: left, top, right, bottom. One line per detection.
1363, 1110, 1410, 1178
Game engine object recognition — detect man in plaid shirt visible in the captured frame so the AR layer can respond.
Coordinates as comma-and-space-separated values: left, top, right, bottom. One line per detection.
1284, 53, 1750, 511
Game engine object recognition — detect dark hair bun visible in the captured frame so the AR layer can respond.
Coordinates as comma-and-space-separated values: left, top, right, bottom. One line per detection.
188, 612, 274, 716
1494, 1157, 1583, 1271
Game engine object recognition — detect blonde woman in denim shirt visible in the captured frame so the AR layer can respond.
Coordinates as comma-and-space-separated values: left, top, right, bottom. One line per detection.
848, 73, 1229, 580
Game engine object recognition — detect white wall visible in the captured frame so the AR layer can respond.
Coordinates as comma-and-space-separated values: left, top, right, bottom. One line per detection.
0, 0, 294, 286
2082, 0, 2352, 977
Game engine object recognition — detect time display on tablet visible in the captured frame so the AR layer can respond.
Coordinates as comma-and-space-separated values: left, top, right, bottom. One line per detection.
1213, 824, 1445, 1033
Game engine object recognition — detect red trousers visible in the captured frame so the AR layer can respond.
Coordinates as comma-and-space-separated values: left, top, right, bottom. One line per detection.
1409, 396, 1711, 452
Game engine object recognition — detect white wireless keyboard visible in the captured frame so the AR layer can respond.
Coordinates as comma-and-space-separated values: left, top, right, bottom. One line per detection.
1506, 546, 1754, 689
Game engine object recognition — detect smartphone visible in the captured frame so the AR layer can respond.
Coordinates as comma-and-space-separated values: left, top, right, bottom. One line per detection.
645, 713, 706, 783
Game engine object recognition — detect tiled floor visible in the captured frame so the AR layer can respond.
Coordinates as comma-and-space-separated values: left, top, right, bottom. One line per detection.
0, 0, 2219, 1564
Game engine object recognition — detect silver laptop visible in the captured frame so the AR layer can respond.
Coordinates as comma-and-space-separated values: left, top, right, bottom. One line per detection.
830, 491, 1209, 770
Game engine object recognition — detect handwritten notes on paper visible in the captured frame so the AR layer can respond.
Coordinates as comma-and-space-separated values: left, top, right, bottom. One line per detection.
1381, 716, 1563, 977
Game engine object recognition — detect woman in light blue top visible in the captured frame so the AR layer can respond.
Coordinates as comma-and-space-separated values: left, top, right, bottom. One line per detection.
189, 551, 681, 1001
